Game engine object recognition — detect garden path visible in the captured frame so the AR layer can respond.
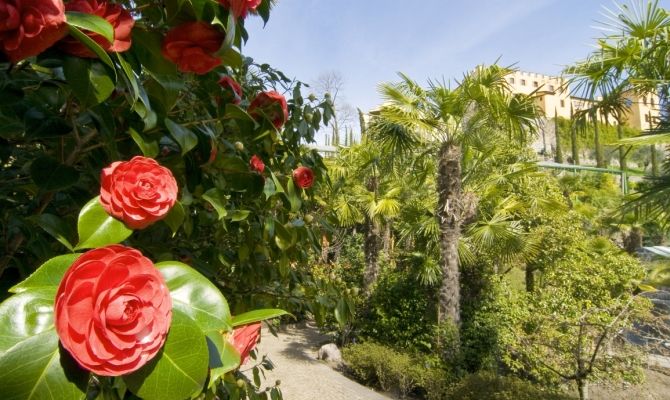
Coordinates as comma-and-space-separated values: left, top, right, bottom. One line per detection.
249, 322, 391, 400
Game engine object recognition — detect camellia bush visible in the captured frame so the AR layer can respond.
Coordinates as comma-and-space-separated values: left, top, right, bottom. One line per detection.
0, 0, 334, 399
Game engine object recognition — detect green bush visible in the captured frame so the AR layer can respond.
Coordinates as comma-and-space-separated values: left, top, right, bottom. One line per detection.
447, 372, 575, 400
342, 342, 451, 399
358, 266, 435, 352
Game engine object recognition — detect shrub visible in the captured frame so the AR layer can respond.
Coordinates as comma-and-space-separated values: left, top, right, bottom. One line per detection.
447, 372, 575, 400
342, 342, 451, 399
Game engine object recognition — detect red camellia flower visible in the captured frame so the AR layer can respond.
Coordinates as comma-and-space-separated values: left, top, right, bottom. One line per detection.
249, 155, 265, 174
55, 245, 172, 376
218, 76, 243, 105
162, 22, 224, 75
219, 0, 261, 20
292, 166, 314, 189
229, 323, 261, 365
60, 0, 135, 58
100, 156, 178, 229
0, 0, 68, 62
248, 91, 289, 129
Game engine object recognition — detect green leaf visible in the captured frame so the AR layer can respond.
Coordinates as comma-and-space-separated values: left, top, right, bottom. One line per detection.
75, 196, 133, 250
202, 188, 228, 220
30, 157, 79, 191
163, 201, 185, 235
286, 177, 302, 212
124, 310, 208, 400
129, 127, 159, 157
65, 11, 114, 43
165, 118, 198, 155
63, 57, 115, 108
33, 214, 75, 251
223, 104, 257, 126
229, 210, 251, 222
232, 309, 289, 327
205, 331, 241, 387
274, 221, 296, 250
156, 261, 233, 332
130, 28, 178, 76
0, 330, 88, 400
67, 26, 115, 69
10, 254, 81, 294
0, 290, 56, 354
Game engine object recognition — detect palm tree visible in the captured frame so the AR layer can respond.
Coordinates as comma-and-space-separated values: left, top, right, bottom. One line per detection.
566, 0, 670, 215
368, 65, 539, 326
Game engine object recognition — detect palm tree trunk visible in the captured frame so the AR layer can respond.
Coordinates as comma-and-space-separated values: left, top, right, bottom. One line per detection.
554, 110, 563, 163
363, 176, 381, 294
570, 107, 580, 164
651, 145, 659, 176
593, 113, 604, 167
436, 141, 462, 326
617, 123, 628, 189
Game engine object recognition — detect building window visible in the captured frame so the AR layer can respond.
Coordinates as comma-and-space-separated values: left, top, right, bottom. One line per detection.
521, 79, 526, 86
560, 100, 565, 107
651, 97, 655, 106
645, 114, 650, 122
549, 85, 555, 91
643, 97, 647, 105
533, 81, 539, 88
509, 77, 515, 84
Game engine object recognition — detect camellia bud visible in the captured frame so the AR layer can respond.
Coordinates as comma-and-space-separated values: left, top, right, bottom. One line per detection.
234, 141, 244, 151
304, 112, 313, 123
275, 380, 281, 386
236, 379, 245, 388
304, 214, 314, 223
307, 94, 316, 102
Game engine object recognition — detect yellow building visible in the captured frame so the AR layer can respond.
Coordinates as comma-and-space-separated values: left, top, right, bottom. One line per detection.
505, 70, 660, 130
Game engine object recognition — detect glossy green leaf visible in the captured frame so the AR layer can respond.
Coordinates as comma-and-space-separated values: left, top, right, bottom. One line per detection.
286, 178, 302, 212
274, 222, 296, 250
0, 330, 88, 400
163, 201, 185, 235
10, 254, 80, 294
129, 127, 159, 157
30, 157, 80, 191
223, 104, 257, 125
33, 214, 75, 251
206, 330, 241, 387
67, 25, 115, 69
0, 290, 56, 353
157, 261, 233, 332
229, 210, 251, 222
231, 309, 289, 327
130, 28, 178, 76
124, 310, 208, 400
202, 188, 228, 220
63, 57, 115, 108
75, 196, 133, 250
65, 11, 114, 43
165, 118, 198, 155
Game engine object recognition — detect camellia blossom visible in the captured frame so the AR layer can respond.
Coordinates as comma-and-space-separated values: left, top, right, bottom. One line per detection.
218, 76, 243, 105
229, 323, 261, 365
162, 21, 224, 75
248, 91, 289, 129
100, 156, 178, 229
54, 245, 172, 376
60, 0, 135, 58
249, 155, 265, 174
292, 166, 314, 189
219, 0, 261, 20
0, 0, 68, 62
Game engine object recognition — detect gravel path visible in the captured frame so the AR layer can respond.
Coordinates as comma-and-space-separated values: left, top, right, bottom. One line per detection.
248, 322, 391, 400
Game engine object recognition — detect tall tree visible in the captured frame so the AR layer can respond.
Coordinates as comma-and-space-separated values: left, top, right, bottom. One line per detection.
554, 108, 564, 163
368, 66, 539, 326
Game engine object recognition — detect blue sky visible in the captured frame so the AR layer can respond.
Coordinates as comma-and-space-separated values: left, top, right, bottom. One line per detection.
243, 0, 668, 113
